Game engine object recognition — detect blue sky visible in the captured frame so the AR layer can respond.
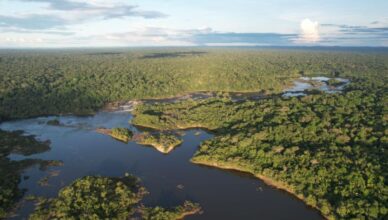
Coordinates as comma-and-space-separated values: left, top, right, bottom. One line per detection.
0, 0, 387, 47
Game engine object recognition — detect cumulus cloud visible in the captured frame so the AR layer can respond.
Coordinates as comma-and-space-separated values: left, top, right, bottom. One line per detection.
299, 18, 320, 43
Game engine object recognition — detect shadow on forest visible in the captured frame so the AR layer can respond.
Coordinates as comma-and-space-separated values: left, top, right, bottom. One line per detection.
0, 83, 104, 121
141, 51, 207, 59
86, 52, 123, 56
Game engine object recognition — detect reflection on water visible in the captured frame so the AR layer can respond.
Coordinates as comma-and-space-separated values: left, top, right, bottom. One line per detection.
283, 76, 350, 97
1, 111, 322, 219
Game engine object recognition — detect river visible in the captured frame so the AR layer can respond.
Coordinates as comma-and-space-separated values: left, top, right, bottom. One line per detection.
1, 111, 322, 219
1, 76, 349, 219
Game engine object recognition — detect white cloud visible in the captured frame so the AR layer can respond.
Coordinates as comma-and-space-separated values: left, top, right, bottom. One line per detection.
0, 35, 44, 47
300, 18, 320, 43
97, 27, 212, 46
4, 37, 43, 43
0, 0, 167, 31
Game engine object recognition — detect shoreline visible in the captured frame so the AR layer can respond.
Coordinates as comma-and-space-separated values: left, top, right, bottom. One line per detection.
176, 207, 202, 220
132, 121, 216, 132
190, 158, 329, 220
0, 74, 350, 124
135, 132, 183, 154
103, 89, 275, 113
1, 75, 346, 123
95, 128, 131, 143
103, 75, 346, 113
136, 141, 177, 154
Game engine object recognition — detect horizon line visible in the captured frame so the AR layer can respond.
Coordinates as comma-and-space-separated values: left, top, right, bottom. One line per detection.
1, 45, 388, 50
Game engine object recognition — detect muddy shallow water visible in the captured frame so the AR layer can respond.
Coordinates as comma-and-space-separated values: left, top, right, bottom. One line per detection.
1, 111, 322, 220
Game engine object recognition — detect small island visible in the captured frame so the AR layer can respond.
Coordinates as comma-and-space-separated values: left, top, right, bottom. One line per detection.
136, 132, 183, 154
46, 119, 61, 126
96, 127, 182, 153
29, 175, 201, 220
96, 127, 133, 143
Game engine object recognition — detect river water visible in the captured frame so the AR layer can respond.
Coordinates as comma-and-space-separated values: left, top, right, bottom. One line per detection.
2, 76, 349, 219
282, 76, 350, 97
1, 111, 322, 220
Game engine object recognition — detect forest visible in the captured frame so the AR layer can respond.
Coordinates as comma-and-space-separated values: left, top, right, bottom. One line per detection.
0, 130, 62, 218
1, 48, 387, 121
109, 127, 134, 142
0, 48, 387, 219
29, 175, 200, 220
136, 132, 183, 154
132, 66, 388, 219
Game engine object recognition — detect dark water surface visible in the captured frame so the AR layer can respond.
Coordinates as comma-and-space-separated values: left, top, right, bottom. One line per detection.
0, 111, 322, 220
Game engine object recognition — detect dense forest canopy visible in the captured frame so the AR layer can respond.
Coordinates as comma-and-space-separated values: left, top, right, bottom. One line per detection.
0, 48, 387, 219
1, 48, 387, 120
29, 175, 201, 220
132, 60, 388, 219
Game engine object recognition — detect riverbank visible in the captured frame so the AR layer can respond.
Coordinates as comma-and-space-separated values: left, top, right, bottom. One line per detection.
141, 142, 176, 154
103, 89, 272, 113
136, 132, 183, 154
104, 75, 349, 113
132, 120, 215, 132
96, 127, 133, 142
175, 205, 202, 220
0, 110, 327, 219
190, 158, 329, 220
0, 75, 346, 123
127, 81, 386, 219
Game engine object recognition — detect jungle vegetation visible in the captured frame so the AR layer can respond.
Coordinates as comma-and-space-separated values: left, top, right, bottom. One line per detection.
29, 175, 201, 220
110, 128, 134, 142
1, 48, 388, 219
1, 48, 388, 121
46, 119, 61, 126
140, 201, 202, 220
136, 132, 183, 154
96, 127, 134, 143
0, 130, 62, 218
132, 75, 388, 219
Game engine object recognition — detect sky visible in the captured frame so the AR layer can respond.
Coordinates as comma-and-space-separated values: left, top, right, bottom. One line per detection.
0, 0, 387, 48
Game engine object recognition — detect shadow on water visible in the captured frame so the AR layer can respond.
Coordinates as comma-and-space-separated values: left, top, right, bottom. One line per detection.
0, 111, 323, 220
